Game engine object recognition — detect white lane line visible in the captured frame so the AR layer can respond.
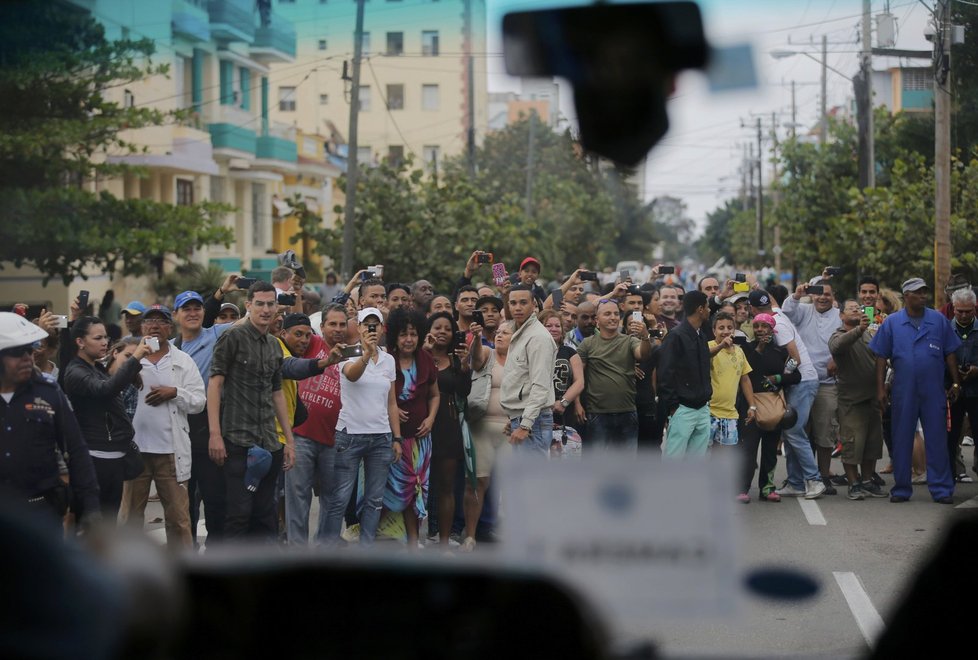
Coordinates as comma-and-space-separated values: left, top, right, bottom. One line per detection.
955, 495, 978, 509
833, 571, 885, 647
798, 498, 826, 525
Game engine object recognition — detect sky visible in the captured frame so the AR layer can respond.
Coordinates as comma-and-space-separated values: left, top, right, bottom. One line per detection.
485, 0, 933, 234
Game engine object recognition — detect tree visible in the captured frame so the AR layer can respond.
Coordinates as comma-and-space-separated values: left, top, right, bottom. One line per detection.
0, 2, 232, 285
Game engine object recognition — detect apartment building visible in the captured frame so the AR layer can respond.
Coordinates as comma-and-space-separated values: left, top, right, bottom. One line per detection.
269, 0, 488, 172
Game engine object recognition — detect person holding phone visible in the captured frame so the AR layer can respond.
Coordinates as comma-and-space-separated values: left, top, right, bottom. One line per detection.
421, 311, 474, 546
946, 288, 978, 483
321, 307, 403, 546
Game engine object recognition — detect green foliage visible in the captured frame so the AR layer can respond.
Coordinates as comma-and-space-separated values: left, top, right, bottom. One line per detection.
0, 1, 233, 285
153, 262, 228, 302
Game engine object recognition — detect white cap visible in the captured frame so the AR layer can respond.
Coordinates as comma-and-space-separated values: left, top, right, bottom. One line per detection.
357, 307, 383, 323
0, 312, 49, 352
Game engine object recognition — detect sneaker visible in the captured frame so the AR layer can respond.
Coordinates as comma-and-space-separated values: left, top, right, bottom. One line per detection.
870, 472, 886, 487
761, 491, 781, 502
805, 479, 827, 499
736, 493, 751, 504
963, 435, 975, 447
831, 441, 843, 458
860, 480, 889, 498
821, 477, 837, 496
912, 473, 927, 485
459, 536, 477, 553
775, 483, 805, 497
847, 484, 866, 500
889, 494, 909, 503
956, 473, 975, 484
830, 474, 849, 486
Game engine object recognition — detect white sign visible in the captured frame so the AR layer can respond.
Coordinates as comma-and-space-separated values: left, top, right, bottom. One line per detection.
498, 452, 742, 631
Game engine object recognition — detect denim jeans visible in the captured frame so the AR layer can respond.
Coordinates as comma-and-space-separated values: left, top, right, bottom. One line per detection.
783, 379, 821, 489
322, 429, 393, 546
509, 411, 554, 458
284, 434, 336, 545
586, 411, 639, 452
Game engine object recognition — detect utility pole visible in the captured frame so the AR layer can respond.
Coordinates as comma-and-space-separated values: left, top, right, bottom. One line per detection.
747, 142, 754, 212
464, 0, 476, 176
935, 0, 952, 302
861, 0, 875, 187
525, 113, 536, 219
820, 34, 828, 145
756, 117, 765, 257
791, 80, 797, 139
340, 0, 366, 280
740, 144, 748, 211
770, 112, 781, 275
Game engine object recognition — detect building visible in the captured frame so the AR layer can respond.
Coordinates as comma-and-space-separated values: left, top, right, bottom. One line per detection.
0, 0, 343, 312
269, 0, 488, 172
488, 78, 561, 131
872, 66, 934, 114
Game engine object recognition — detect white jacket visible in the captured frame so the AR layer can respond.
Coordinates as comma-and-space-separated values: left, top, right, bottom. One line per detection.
500, 314, 556, 426
133, 347, 206, 482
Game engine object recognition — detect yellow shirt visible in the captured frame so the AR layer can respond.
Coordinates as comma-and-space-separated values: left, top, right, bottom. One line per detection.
708, 341, 752, 419
275, 337, 298, 445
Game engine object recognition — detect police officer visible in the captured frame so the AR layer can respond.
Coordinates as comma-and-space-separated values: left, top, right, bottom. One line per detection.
0, 313, 101, 526
870, 278, 962, 504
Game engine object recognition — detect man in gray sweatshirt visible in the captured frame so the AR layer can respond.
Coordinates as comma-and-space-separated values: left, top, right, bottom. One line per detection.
501, 286, 556, 457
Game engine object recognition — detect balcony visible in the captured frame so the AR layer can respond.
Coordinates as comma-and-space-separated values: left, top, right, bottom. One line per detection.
172, 0, 210, 42
207, 0, 254, 43
255, 122, 298, 171
252, 12, 296, 62
208, 104, 257, 156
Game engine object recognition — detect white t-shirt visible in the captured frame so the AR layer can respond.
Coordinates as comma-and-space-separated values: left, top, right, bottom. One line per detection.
773, 309, 819, 382
134, 351, 175, 453
337, 350, 395, 435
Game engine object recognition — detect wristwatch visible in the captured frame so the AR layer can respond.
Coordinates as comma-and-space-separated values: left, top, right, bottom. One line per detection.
393, 436, 403, 443
559, 398, 570, 408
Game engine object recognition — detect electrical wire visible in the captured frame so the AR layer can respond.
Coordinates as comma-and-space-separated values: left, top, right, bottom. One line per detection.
365, 57, 417, 158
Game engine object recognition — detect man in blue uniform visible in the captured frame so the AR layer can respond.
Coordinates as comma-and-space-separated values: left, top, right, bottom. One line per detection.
870, 278, 962, 504
0, 313, 101, 526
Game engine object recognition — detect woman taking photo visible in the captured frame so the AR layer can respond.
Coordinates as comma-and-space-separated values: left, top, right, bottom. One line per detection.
539, 310, 586, 431
322, 307, 403, 547
61, 315, 150, 519
383, 308, 439, 548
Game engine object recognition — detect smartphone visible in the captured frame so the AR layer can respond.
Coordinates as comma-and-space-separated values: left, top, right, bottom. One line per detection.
508, 272, 520, 285
579, 271, 598, 281
366, 323, 378, 334
551, 289, 563, 309
477, 252, 493, 264
278, 293, 297, 306
492, 262, 507, 286
146, 336, 160, 352
733, 282, 750, 293
650, 327, 663, 339
55, 315, 68, 329
826, 266, 842, 276
235, 277, 257, 290
733, 335, 748, 346
734, 273, 746, 283
658, 265, 675, 275
630, 311, 643, 324
339, 344, 363, 359
864, 306, 875, 322
620, 269, 630, 281
453, 331, 468, 350
806, 285, 824, 295
471, 310, 485, 327
371, 265, 384, 279
360, 270, 377, 281
77, 290, 90, 311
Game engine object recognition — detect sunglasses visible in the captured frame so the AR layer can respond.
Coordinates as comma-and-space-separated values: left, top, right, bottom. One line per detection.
0, 343, 39, 358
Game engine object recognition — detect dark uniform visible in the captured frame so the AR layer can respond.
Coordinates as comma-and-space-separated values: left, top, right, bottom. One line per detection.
0, 371, 100, 522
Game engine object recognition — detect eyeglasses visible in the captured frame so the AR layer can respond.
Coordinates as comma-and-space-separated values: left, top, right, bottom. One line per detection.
141, 318, 171, 326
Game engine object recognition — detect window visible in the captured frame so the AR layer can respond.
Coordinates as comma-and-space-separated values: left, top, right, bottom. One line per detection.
176, 179, 194, 206
421, 84, 439, 111
423, 145, 441, 171
210, 176, 224, 204
358, 31, 371, 56
387, 145, 404, 167
357, 146, 372, 163
319, 93, 329, 105
422, 30, 439, 56
278, 86, 296, 112
318, 39, 327, 51
386, 31, 403, 56
386, 84, 404, 110
358, 85, 371, 111
902, 68, 930, 91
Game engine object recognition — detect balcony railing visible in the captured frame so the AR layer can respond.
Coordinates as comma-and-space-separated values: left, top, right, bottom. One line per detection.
253, 12, 296, 60
207, 0, 255, 42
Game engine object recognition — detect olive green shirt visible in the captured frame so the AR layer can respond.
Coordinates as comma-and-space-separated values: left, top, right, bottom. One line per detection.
577, 333, 641, 413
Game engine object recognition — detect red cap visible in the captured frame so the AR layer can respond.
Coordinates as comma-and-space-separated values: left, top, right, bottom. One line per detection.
520, 257, 541, 271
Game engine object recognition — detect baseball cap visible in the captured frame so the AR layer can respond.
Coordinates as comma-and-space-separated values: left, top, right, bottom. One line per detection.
476, 295, 503, 311
244, 446, 273, 492
357, 307, 383, 323
520, 257, 541, 271
748, 290, 771, 308
901, 277, 928, 293
142, 304, 172, 322
174, 291, 204, 310
282, 313, 312, 330
727, 292, 748, 304
122, 301, 147, 315
219, 302, 240, 316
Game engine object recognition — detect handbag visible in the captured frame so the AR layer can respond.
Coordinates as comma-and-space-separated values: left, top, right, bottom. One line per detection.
754, 391, 787, 431
122, 440, 145, 480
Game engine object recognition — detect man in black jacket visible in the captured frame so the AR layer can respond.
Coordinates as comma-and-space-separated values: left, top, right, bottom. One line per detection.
658, 291, 713, 458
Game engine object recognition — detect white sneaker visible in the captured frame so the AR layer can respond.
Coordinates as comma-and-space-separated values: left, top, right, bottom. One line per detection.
963, 436, 975, 447
775, 483, 805, 497
805, 479, 827, 499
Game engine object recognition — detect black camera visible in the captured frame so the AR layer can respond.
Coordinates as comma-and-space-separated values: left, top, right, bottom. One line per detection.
277, 293, 297, 306
806, 285, 824, 296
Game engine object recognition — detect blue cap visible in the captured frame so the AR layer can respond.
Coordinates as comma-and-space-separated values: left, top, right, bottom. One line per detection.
245, 446, 273, 492
143, 304, 172, 322
122, 301, 147, 315
174, 290, 205, 310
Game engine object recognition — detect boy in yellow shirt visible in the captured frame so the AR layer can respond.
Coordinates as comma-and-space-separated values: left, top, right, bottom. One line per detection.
708, 314, 757, 478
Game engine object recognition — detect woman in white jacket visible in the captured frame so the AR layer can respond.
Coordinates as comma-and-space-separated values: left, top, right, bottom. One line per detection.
120, 305, 206, 549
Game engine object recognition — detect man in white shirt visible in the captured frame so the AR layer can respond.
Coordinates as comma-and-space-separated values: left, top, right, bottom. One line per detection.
122, 305, 206, 547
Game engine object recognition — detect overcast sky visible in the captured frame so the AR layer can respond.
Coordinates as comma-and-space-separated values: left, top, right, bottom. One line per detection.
485, 0, 933, 234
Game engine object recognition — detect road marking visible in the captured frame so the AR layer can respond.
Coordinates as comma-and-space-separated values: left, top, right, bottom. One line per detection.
798, 498, 826, 525
955, 495, 978, 509
833, 571, 884, 647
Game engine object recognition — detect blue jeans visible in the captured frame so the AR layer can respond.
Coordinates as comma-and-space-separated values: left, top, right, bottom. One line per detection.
509, 411, 554, 458
322, 430, 393, 546
284, 434, 336, 545
783, 379, 821, 489
586, 411, 639, 452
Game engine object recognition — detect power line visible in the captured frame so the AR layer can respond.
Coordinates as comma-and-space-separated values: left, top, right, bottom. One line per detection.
760, 0, 917, 33
365, 57, 417, 158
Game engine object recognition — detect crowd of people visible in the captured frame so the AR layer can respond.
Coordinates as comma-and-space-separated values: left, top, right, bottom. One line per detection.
2, 250, 976, 553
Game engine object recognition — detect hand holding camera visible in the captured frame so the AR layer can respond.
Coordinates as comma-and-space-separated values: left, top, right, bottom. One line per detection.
134, 336, 154, 360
